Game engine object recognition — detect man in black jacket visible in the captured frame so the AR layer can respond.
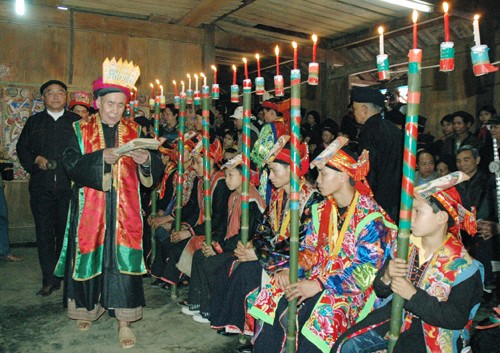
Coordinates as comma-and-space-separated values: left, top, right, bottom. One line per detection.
16, 80, 79, 297
351, 87, 403, 223
455, 145, 497, 289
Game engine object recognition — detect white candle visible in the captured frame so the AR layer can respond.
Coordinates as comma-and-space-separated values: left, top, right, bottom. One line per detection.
187, 74, 192, 90
473, 14, 481, 46
378, 26, 384, 55
160, 85, 163, 97
194, 74, 199, 91
181, 80, 185, 93
200, 72, 206, 86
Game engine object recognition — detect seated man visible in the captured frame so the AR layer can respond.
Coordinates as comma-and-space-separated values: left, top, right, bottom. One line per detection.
333, 172, 484, 353
250, 137, 397, 353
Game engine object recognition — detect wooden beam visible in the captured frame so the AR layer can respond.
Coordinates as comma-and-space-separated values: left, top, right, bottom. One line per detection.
0, 2, 204, 45
177, 0, 235, 27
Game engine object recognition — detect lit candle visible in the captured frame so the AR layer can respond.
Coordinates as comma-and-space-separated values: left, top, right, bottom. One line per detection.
473, 14, 481, 46
160, 85, 163, 97
200, 72, 206, 86
194, 74, 199, 91
242, 58, 248, 80
156, 79, 160, 97
150, 83, 154, 98
255, 54, 261, 77
232, 65, 237, 85
130, 91, 134, 100
412, 10, 419, 50
181, 80, 185, 93
211, 65, 217, 84
312, 34, 318, 62
173, 80, 178, 96
187, 74, 192, 90
292, 41, 298, 70
443, 2, 450, 42
378, 26, 384, 55
275, 45, 280, 76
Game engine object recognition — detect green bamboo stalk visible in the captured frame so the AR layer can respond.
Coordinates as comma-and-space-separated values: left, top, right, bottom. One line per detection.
201, 85, 212, 244
150, 97, 161, 262
175, 96, 186, 232
240, 79, 252, 244
286, 68, 301, 353
387, 48, 422, 353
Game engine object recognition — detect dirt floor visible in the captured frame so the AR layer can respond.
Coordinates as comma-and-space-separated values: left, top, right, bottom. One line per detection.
0, 247, 243, 353
1, 246, 498, 353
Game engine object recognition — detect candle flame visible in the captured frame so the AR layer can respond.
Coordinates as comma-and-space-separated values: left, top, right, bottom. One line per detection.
292, 41, 297, 49
181, 80, 184, 85
312, 34, 318, 43
194, 74, 198, 79
134, 86, 138, 92
378, 26, 384, 35
255, 54, 260, 60
232, 65, 237, 71
412, 10, 418, 23
211, 65, 217, 72
160, 85, 163, 90
443, 2, 449, 13
242, 57, 247, 64
200, 72, 205, 78
173, 80, 176, 85
149, 83, 154, 88
275, 45, 280, 56
187, 73, 191, 79
474, 14, 480, 21
156, 79, 160, 85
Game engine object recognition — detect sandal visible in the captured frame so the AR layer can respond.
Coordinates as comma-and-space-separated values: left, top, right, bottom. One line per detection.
119, 326, 136, 349
77, 320, 91, 331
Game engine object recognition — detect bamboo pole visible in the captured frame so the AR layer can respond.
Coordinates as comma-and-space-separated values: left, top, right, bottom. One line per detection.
286, 68, 302, 353
150, 96, 161, 262
171, 92, 187, 300
240, 78, 252, 244
201, 84, 212, 245
388, 48, 422, 352
175, 93, 186, 232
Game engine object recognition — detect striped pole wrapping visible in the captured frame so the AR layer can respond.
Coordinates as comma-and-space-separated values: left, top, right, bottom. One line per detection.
201, 85, 212, 245
286, 68, 302, 353
175, 93, 187, 232
150, 96, 161, 261
388, 48, 422, 353
241, 79, 252, 245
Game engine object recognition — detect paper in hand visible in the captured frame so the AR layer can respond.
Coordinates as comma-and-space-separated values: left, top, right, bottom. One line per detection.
115, 138, 161, 155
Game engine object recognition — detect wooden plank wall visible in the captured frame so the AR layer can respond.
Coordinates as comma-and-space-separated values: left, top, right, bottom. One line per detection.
0, 3, 203, 94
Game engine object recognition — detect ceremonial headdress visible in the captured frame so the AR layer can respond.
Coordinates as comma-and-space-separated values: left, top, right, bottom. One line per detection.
191, 138, 223, 164
311, 136, 372, 195
262, 135, 309, 177
158, 141, 177, 161
92, 57, 140, 102
415, 171, 476, 236
261, 98, 291, 122
221, 154, 243, 170
69, 91, 91, 110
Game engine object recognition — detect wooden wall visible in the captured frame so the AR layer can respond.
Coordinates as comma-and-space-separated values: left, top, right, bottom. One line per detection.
0, 2, 204, 94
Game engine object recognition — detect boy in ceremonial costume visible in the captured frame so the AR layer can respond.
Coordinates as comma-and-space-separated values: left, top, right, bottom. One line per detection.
332, 172, 484, 353
210, 137, 322, 339
185, 154, 266, 323
251, 137, 397, 353
55, 59, 163, 348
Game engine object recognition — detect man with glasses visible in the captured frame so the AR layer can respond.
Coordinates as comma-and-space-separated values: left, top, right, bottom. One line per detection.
17, 80, 79, 297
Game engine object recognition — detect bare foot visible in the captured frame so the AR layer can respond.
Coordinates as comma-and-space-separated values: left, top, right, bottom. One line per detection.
118, 321, 135, 349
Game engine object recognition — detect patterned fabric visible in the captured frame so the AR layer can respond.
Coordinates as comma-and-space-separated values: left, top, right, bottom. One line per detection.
250, 192, 397, 353
157, 161, 177, 200
253, 180, 319, 275
402, 234, 480, 353
55, 114, 144, 280
250, 118, 289, 201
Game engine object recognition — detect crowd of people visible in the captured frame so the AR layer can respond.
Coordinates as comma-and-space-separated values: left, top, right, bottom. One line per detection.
11, 74, 499, 352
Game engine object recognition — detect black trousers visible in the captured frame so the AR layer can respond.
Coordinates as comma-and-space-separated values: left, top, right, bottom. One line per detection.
30, 189, 71, 287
